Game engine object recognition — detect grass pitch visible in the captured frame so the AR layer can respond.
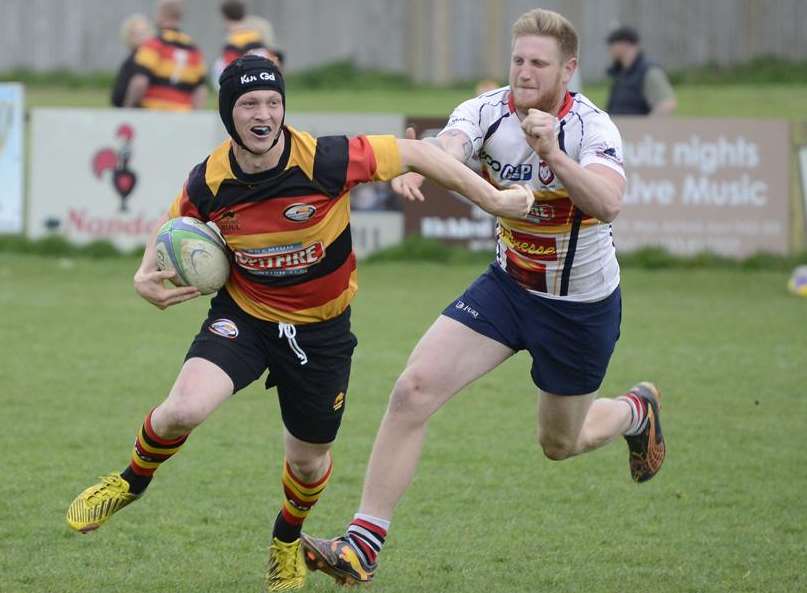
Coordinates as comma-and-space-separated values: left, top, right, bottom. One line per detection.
1, 254, 805, 593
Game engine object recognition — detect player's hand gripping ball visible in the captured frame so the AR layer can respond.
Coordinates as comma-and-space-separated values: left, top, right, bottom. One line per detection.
155, 217, 230, 295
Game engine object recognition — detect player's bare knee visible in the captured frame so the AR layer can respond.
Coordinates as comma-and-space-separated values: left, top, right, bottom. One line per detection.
387, 371, 437, 422
286, 453, 329, 482
538, 433, 575, 461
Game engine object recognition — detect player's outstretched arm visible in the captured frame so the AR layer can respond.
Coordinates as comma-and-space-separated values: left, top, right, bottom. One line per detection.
397, 138, 534, 219
390, 127, 474, 202
134, 212, 201, 310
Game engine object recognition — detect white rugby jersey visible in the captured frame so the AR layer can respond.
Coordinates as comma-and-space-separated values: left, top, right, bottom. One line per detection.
440, 88, 625, 302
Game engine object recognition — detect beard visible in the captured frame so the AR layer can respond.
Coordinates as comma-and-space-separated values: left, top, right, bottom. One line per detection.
512, 74, 564, 113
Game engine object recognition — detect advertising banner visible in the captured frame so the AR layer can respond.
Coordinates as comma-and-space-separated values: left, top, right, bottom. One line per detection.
403, 116, 792, 258
28, 109, 222, 250
402, 117, 496, 252
0, 83, 24, 233
28, 110, 406, 254
613, 118, 791, 256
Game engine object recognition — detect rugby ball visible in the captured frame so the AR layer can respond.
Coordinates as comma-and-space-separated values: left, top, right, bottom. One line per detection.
154, 217, 230, 295
787, 265, 807, 297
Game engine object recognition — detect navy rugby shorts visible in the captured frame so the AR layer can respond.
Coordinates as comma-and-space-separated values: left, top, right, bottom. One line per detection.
185, 289, 357, 443
441, 264, 621, 395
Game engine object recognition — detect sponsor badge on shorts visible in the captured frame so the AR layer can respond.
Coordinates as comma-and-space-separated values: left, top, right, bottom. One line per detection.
209, 318, 239, 339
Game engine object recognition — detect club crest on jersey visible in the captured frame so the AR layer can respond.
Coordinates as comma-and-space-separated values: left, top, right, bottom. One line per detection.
209, 319, 239, 339
538, 161, 555, 185
283, 203, 317, 222
501, 163, 533, 181
234, 241, 325, 276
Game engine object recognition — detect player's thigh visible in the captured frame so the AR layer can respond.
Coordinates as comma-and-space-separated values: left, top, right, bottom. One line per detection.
537, 389, 597, 441
168, 292, 270, 415
398, 315, 514, 411
162, 357, 236, 420
269, 309, 358, 445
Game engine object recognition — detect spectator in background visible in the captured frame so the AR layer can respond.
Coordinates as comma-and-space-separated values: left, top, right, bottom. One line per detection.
605, 26, 676, 115
213, 2, 284, 85
243, 15, 285, 71
111, 14, 154, 107
124, 0, 208, 111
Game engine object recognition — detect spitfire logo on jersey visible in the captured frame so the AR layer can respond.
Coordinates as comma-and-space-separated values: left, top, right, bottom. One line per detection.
234, 241, 325, 276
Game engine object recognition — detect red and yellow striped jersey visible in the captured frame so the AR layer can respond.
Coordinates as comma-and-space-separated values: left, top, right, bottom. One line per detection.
168, 126, 403, 324
220, 29, 268, 68
133, 28, 207, 111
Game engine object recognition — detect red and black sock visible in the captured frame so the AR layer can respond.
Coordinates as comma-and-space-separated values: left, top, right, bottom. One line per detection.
120, 410, 189, 495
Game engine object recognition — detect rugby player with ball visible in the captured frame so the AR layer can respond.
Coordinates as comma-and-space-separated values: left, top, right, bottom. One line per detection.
65, 55, 534, 591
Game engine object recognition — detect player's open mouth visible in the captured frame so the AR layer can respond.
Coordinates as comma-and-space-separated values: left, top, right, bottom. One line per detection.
251, 126, 271, 137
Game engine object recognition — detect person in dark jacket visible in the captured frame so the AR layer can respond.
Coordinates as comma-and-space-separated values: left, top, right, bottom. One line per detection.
111, 14, 154, 107
606, 26, 676, 116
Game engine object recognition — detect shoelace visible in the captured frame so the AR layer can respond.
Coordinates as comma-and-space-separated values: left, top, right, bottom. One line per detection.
278, 322, 308, 365
87, 475, 124, 504
269, 543, 301, 578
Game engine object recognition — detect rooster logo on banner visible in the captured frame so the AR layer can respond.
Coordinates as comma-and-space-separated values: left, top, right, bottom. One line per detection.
92, 124, 138, 212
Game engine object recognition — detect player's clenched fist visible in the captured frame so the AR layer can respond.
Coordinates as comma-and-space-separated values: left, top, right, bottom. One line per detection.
521, 108, 560, 159
495, 184, 535, 219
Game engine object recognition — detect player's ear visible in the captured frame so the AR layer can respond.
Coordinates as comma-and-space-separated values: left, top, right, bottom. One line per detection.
562, 57, 577, 85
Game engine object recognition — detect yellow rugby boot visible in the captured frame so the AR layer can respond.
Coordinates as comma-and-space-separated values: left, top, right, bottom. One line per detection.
66, 474, 139, 533
265, 537, 306, 592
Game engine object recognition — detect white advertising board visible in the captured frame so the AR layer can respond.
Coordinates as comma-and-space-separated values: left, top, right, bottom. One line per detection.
28, 109, 405, 255
0, 83, 24, 233
28, 109, 222, 250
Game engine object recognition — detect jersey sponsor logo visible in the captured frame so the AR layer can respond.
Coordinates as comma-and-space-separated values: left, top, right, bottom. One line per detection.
216, 210, 240, 232
500, 227, 558, 260
526, 202, 556, 223
209, 318, 239, 339
538, 161, 555, 185
480, 150, 533, 181
234, 241, 325, 276
501, 163, 533, 181
283, 203, 317, 222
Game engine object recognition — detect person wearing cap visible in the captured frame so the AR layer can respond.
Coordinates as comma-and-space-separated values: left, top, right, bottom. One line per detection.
64, 55, 534, 591
605, 25, 677, 115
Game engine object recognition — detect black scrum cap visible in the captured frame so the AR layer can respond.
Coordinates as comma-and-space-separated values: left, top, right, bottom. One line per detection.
218, 54, 285, 149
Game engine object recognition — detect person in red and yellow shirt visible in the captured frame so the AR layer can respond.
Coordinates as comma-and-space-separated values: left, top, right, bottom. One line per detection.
124, 0, 207, 111
66, 56, 533, 591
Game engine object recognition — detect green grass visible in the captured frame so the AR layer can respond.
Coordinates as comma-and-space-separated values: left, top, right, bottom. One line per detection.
1, 254, 806, 593
21, 83, 807, 119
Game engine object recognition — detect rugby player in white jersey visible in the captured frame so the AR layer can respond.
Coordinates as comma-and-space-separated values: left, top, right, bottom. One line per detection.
301, 8, 665, 585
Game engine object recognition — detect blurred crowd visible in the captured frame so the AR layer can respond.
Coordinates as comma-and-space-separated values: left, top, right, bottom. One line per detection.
112, 0, 284, 111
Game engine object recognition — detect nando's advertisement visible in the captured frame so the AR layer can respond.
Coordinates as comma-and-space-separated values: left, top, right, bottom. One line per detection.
404, 116, 792, 257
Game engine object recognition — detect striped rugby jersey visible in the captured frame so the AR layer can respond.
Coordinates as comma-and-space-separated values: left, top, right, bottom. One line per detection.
441, 88, 625, 302
168, 126, 402, 324
221, 29, 268, 68
133, 28, 207, 111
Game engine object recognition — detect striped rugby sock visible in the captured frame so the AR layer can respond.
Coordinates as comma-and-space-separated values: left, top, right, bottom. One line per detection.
120, 409, 189, 495
273, 457, 333, 543
346, 513, 390, 567
619, 391, 649, 436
